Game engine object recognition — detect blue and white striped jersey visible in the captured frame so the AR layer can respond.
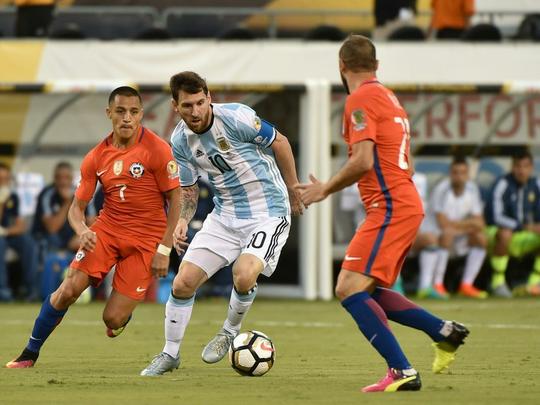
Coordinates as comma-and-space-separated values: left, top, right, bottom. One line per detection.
170, 103, 290, 219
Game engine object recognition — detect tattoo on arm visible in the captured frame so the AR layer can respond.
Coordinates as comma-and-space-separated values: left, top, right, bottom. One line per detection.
180, 183, 199, 222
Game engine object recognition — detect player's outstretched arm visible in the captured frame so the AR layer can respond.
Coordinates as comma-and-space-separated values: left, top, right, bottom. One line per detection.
296, 140, 374, 207
173, 183, 199, 254
271, 131, 304, 216
151, 186, 181, 278
68, 197, 96, 252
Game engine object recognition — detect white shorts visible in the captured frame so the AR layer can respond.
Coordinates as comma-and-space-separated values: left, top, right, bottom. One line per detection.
182, 212, 291, 278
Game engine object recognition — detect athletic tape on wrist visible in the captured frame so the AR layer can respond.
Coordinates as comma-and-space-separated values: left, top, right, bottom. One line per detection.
157, 244, 172, 256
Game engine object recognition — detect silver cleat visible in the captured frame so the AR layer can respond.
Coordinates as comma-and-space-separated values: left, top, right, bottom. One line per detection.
201, 329, 236, 364
140, 352, 180, 376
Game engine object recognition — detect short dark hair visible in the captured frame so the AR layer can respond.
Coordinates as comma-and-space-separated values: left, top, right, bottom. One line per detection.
169, 71, 209, 102
512, 148, 533, 164
54, 161, 73, 174
451, 156, 468, 167
339, 34, 377, 72
108, 86, 141, 105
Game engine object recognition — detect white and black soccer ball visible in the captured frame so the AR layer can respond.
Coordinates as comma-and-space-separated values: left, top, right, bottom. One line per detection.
228, 330, 275, 376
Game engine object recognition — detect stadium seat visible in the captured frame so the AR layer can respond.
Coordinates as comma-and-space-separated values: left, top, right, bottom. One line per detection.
165, 11, 247, 38
304, 25, 346, 41
48, 7, 158, 40
49, 24, 86, 40
219, 27, 255, 40
0, 7, 16, 37
514, 14, 540, 41
461, 23, 502, 42
135, 27, 171, 41
388, 25, 425, 41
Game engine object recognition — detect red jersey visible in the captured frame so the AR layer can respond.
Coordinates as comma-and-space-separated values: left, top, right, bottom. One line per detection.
76, 127, 180, 241
343, 78, 423, 216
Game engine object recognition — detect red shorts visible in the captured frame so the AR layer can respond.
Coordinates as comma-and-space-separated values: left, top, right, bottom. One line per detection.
70, 221, 158, 300
342, 212, 423, 288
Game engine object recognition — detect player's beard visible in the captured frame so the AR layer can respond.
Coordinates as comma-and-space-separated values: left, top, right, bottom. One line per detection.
340, 73, 350, 95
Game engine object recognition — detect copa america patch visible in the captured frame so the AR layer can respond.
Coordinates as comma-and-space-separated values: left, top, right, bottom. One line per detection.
351, 109, 366, 131
167, 160, 179, 179
75, 250, 85, 262
129, 162, 145, 178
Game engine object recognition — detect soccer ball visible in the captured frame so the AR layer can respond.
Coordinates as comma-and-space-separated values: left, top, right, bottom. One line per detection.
228, 330, 275, 376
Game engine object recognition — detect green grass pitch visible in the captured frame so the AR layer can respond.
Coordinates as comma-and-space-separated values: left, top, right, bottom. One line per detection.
1, 298, 540, 404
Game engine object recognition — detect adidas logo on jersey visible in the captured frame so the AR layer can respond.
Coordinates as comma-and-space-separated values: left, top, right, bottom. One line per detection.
196, 149, 204, 157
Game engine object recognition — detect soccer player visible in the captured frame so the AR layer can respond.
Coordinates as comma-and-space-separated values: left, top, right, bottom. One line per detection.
140, 71, 302, 376
6, 86, 181, 368
485, 150, 540, 297
296, 35, 469, 392
418, 157, 487, 299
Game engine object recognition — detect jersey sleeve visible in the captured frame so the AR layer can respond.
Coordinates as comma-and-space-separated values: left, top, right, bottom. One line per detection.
172, 137, 199, 187
151, 140, 181, 193
75, 151, 98, 202
233, 104, 276, 148
346, 93, 377, 145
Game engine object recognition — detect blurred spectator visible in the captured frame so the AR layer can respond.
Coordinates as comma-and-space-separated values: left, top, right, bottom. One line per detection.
32, 161, 95, 254
418, 157, 487, 299
429, 0, 475, 39
373, 0, 417, 41
0, 163, 39, 301
14, 0, 56, 38
485, 150, 540, 297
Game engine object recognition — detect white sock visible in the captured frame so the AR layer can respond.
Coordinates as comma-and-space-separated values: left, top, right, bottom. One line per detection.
433, 249, 450, 286
162, 293, 194, 359
222, 285, 257, 335
419, 247, 439, 290
462, 247, 487, 285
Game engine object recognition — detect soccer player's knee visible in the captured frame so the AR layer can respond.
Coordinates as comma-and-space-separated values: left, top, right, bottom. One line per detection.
55, 282, 80, 306
103, 312, 126, 330
335, 282, 351, 301
233, 268, 258, 293
171, 277, 197, 298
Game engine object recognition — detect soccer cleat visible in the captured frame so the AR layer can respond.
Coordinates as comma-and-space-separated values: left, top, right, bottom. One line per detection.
492, 283, 512, 298
202, 328, 236, 364
458, 283, 488, 299
140, 352, 180, 376
106, 314, 132, 338
362, 368, 421, 393
417, 287, 448, 300
5, 348, 39, 369
433, 283, 450, 299
432, 321, 470, 374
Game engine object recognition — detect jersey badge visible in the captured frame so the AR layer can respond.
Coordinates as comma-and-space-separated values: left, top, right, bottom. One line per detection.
529, 192, 536, 203
129, 162, 145, 179
167, 160, 179, 179
351, 109, 366, 131
217, 137, 231, 152
6, 198, 13, 209
253, 135, 264, 144
113, 160, 123, 176
254, 116, 262, 132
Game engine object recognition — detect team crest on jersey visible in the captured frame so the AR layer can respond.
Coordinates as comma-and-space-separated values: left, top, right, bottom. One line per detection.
254, 116, 262, 132
529, 192, 536, 203
217, 137, 231, 152
75, 250, 85, 262
129, 162, 145, 178
167, 160, 179, 179
351, 109, 366, 131
113, 160, 123, 176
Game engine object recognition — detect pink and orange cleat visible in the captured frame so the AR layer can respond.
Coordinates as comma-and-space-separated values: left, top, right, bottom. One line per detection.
5, 348, 38, 369
362, 368, 421, 393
